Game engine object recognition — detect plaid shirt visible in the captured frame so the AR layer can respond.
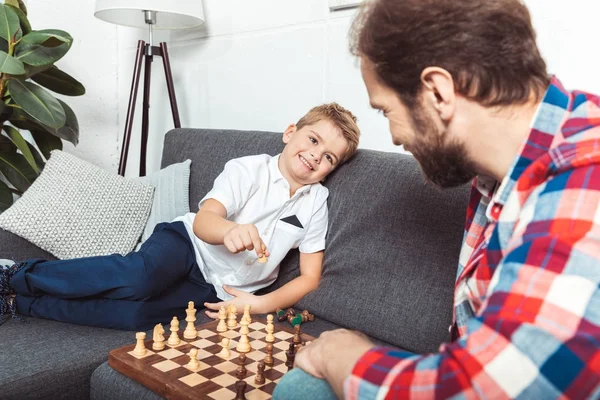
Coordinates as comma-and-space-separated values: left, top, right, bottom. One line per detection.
345, 77, 600, 399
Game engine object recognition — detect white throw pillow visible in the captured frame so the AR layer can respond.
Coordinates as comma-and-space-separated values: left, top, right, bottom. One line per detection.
0, 150, 154, 260
136, 159, 191, 244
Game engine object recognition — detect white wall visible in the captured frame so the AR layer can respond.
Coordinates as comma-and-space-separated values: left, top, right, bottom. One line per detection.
25, 0, 600, 176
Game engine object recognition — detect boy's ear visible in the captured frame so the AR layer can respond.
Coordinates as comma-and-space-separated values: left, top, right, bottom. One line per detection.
282, 124, 297, 144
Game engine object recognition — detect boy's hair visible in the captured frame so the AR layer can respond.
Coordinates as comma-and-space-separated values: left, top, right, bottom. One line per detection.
350, 0, 550, 109
296, 102, 360, 164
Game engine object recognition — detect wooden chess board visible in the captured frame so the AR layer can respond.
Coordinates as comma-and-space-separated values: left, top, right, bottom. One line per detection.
109, 319, 315, 400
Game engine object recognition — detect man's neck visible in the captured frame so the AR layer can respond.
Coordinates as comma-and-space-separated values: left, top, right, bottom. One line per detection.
462, 98, 542, 182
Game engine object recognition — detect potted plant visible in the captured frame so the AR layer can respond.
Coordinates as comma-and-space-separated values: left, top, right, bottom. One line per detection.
0, 0, 85, 213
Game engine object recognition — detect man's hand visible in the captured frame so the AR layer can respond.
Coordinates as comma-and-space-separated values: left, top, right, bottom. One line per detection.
295, 329, 375, 397
223, 223, 270, 258
204, 285, 266, 318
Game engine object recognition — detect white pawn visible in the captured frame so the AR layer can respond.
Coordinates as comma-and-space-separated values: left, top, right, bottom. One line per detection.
227, 305, 238, 329
152, 323, 166, 351
242, 304, 252, 325
133, 332, 147, 356
236, 318, 251, 353
186, 348, 200, 370
265, 314, 275, 343
168, 316, 181, 346
216, 306, 228, 332
184, 301, 198, 339
217, 337, 231, 358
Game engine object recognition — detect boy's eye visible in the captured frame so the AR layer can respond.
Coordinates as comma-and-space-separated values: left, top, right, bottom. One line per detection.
326, 155, 333, 163
309, 137, 317, 144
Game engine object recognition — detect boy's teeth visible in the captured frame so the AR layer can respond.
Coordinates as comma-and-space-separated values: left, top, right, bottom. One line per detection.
301, 156, 312, 170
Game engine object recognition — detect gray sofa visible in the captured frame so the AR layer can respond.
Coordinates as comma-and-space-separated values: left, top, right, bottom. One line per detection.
0, 128, 469, 399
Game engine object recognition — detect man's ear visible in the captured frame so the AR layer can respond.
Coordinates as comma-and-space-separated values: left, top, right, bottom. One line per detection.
420, 67, 455, 122
282, 124, 297, 144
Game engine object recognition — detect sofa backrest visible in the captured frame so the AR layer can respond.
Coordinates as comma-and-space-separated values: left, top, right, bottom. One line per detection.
162, 128, 470, 354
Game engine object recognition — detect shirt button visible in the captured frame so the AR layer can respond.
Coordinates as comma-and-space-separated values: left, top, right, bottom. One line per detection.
229, 277, 235, 283
245, 259, 253, 266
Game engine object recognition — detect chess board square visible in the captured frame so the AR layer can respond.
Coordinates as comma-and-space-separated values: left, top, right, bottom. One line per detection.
222, 330, 241, 339
264, 367, 285, 381
273, 340, 290, 351
250, 340, 266, 350
246, 350, 265, 361
152, 359, 180, 372
272, 363, 288, 374
213, 360, 238, 373
197, 329, 216, 339
166, 340, 186, 348
212, 372, 238, 387
246, 361, 259, 373
184, 361, 211, 372
248, 330, 265, 340
244, 375, 263, 388
178, 373, 208, 387
246, 388, 273, 400
274, 331, 293, 340
190, 338, 215, 348
249, 322, 266, 330
127, 349, 155, 359
198, 366, 223, 380
207, 387, 236, 399
273, 351, 287, 361
157, 348, 184, 359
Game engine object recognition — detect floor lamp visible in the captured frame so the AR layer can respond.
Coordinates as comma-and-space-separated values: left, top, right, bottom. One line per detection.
94, 0, 205, 176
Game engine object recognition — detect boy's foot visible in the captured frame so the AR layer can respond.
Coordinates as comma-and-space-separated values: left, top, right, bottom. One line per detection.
0, 262, 25, 325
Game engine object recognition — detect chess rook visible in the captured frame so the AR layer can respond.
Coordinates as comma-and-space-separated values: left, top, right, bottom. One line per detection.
133, 332, 147, 356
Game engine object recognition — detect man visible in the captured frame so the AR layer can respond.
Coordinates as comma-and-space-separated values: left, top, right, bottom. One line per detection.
273, 0, 600, 398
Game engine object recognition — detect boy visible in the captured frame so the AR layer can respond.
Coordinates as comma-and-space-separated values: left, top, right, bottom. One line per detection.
0, 103, 360, 330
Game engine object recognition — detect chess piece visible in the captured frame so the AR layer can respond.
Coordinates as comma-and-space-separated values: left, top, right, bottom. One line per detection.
254, 361, 266, 385
216, 306, 228, 332
257, 243, 268, 263
167, 316, 181, 346
276, 308, 287, 322
186, 348, 200, 370
264, 342, 274, 366
235, 353, 247, 380
152, 323, 166, 351
235, 380, 247, 400
184, 301, 198, 339
293, 325, 302, 347
217, 337, 231, 358
265, 314, 275, 343
227, 305, 238, 329
133, 332, 147, 356
236, 318, 251, 353
242, 304, 252, 324
301, 310, 315, 322
285, 342, 296, 371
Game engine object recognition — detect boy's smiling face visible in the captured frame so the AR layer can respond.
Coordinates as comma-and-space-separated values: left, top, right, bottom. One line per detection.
278, 119, 349, 193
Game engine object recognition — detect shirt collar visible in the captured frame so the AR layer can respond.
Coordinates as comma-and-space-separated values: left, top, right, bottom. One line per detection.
269, 154, 312, 196
484, 76, 572, 206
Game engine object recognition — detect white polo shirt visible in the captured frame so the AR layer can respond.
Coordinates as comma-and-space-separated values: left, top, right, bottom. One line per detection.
173, 154, 329, 300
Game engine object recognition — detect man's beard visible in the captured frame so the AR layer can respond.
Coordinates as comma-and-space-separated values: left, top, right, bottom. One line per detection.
408, 107, 477, 188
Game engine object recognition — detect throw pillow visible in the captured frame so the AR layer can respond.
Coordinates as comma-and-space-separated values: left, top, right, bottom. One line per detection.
0, 150, 154, 260
136, 159, 191, 244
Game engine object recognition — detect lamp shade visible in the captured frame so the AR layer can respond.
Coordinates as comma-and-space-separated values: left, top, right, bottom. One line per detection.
94, 0, 204, 30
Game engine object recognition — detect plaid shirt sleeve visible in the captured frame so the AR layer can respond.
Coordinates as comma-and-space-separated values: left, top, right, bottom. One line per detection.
345, 157, 600, 398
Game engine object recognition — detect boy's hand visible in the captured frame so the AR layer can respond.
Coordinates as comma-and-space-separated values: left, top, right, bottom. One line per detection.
204, 285, 266, 319
223, 223, 270, 258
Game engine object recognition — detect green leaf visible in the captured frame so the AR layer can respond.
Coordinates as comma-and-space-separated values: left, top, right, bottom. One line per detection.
6, 4, 30, 35
3, 125, 38, 172
4, 0, 27, 16
30, 129, 62, 159
0, 151, 36, 192
0, 179, 13, 212
26, 140, 44, 168
14, 29, 72, 66
30, 66, 85, 96
6, 79, 66, 128
55, 99, 78, 145
0, 4, 20, 42
0, 131, 17, 152
0, 49, 24, 74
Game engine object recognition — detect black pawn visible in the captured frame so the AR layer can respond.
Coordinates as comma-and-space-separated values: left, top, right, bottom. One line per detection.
285, 342, 296, 371
254, 361, 266, 385
235, 380, 247, 400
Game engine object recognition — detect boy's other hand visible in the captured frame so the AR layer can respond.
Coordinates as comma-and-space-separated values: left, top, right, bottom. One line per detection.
204, 285, 266, 318
223, 223, 270, 259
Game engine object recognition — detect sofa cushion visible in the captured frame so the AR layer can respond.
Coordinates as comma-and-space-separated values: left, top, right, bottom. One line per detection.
0, 317, 134, 400
0, 150, 155, 260
0, 228, 57, 262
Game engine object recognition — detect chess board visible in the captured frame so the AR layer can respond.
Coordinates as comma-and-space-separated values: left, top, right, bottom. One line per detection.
109, 319, 315, 400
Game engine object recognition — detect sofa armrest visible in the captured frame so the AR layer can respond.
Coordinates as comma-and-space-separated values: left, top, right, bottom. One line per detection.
0, 228, 57, 261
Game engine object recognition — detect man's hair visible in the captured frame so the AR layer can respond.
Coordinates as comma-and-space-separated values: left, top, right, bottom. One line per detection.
350, 0, 550, 108
296, 102, 360, 164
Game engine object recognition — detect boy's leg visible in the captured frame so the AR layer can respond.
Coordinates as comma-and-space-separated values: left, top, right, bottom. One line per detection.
15, 267, 220, 330
10, 222, 196, 301
272, 368, 337, 400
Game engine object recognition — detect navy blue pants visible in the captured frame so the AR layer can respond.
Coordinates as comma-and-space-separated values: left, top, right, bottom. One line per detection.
10, 222, 220, 330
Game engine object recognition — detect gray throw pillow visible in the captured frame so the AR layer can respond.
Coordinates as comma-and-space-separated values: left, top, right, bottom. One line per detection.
136, 159, 191, 244
0, 150, 154, 260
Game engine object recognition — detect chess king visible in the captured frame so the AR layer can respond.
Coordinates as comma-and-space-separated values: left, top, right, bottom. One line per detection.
1, 103, 360, 330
